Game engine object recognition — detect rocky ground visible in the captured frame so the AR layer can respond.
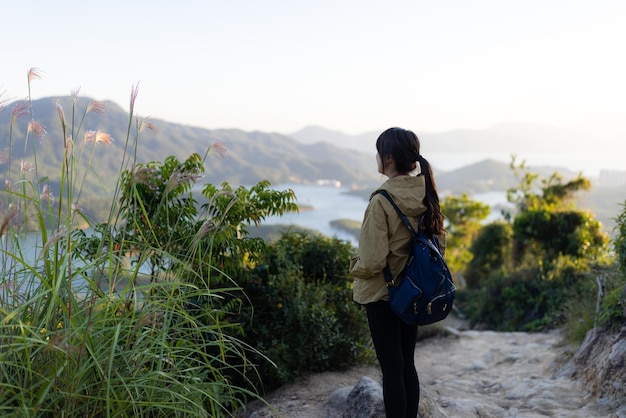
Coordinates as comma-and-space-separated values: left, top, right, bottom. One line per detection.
238, 321, 625, 418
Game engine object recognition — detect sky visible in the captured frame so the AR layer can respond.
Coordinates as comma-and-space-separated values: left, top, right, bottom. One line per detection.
2, 0, 626, 140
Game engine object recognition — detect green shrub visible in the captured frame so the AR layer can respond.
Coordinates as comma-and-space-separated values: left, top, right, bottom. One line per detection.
0, 73, 263, 416
457, 162, 615, 335
512, 209, 608, 264
598, 280, 626, 331
464, 221, 512, 288
239, 232, 373, 392
614, 201, 626, 274
461, 256, 597, 332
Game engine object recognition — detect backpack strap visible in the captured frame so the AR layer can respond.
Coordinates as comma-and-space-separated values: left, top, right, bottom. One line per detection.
376, 190, 419, 286
376, 190, 443, 286
377, 190, 419, 237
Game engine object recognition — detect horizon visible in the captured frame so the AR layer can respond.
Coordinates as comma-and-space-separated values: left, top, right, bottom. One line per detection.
3, 1, 626, 139
2, 93, 623, 177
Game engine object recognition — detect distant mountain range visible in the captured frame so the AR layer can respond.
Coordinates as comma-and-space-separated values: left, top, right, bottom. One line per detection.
0, 97, 382, 194
0, 96, 611, 198
288, 123, 612, 155
1, 96, 623, 235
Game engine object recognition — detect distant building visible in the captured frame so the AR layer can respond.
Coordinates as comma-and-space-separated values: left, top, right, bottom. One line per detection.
598, 170, 626, 188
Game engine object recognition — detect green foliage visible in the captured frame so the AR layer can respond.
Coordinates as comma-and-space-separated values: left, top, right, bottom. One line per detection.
441, 193, 490, 278
199, 181, 298, 279
461, 256, 596, 331
0, 74, 265, 416
239, 232, 373, 392
506, 156, 591, 213
512, 209, 608, 264
0, 274, 255, 417
614, 201, 626, 273
464, 221, 512, 288
597, 280, 626, 331
458, 158, 614, 334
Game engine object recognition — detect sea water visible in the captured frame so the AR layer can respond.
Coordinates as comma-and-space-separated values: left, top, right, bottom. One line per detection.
262, 183, 510, 247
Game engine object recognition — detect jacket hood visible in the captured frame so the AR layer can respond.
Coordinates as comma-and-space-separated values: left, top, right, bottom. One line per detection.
370, 175, 426, 218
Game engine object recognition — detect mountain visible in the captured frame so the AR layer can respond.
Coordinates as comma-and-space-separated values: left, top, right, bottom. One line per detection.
1, 97, 622, 234
289, 125, 379, 154
289, 123, 606, 155
0, 97, 383, 196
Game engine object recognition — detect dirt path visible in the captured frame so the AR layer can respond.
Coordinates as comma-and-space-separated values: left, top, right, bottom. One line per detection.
239, 328, 620, 417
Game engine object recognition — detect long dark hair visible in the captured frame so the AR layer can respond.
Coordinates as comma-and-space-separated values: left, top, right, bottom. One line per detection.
376, 127, 445, 236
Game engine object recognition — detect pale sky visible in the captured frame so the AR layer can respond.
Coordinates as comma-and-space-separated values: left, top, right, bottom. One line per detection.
2, 0, 625, 138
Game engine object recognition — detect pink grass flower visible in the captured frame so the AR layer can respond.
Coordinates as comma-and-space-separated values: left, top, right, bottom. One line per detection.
40, 184, 54, 203
84, 131, 96, 142
28, 121, 47, 139
95, 130, 114, 145
42, 227, 66, 254
0, 89, 7, 114
4, 179, 12, 191
0, 204, 19, 237
84, 130, 96, 143
165, 169, 202, 194
209, 142, 227, 158
21, 160, 33, 172
56, 101, 66, 126
86, 100, 106, 116
198, 219, 217, 237
65, 137, 74, 156
71, 88, 82, 102
130, 83, 140, 111
136, 117, 158, 134
11, 102, 29, 124
71, 202, 82, 215
28, 68, 42, 82
84, 130, 113, 145
130, 166, 158, 191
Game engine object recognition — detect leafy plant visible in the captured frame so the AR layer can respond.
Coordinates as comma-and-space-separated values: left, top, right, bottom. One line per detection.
464, 221, 512, 288
441, 193, 490, 279
0, 69, 269, 416
458, 158, 613, 334
239, 232, 374, 392
614, 201, 626, 274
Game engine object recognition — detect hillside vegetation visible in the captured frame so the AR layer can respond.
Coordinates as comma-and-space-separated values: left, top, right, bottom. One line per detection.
2, 96, 623, 235
1, 78, 624, 416
0, 97, 382, 196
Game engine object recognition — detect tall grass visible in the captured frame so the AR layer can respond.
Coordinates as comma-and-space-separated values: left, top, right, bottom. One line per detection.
0, 69, 264, 416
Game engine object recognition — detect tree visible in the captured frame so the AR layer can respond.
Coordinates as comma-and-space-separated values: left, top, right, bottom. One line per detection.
460, 158, 612, 332
506, 157, 607, 265
464, 221, 512, 288
441, 193, 490, 281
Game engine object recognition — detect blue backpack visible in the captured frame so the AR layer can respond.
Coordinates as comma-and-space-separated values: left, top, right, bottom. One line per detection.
377, 190, 456, 326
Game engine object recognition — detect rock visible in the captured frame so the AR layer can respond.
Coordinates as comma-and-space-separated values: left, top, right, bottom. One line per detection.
417, 386, 450, 418
558, 326, 626, 412
341, 376, 385, 418
622, 284, 626, 318
328, 386, 352, 410
331, 376, 448, 418
437, 396, 506, 417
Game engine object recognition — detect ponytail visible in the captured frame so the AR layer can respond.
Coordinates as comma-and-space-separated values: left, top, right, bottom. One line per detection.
418, 155, 445, 237
376, 127, 445, 236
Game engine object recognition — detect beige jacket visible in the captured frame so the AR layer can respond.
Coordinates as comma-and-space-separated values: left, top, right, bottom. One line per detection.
350, 175, 446, 305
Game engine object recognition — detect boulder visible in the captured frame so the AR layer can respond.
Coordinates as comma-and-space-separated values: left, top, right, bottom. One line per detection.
559, 326, 626, 412
340, 376, 384, 418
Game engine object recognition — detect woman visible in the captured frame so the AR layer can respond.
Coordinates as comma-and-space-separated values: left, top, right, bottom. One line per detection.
349, 127, 445, 418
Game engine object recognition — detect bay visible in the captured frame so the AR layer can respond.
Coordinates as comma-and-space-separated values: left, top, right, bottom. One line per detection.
263, 183, 510, 246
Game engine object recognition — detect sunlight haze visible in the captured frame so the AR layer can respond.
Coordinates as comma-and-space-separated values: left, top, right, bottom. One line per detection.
3, 0, 625, 147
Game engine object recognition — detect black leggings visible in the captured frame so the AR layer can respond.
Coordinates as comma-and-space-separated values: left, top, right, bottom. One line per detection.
366, 300, 419, 418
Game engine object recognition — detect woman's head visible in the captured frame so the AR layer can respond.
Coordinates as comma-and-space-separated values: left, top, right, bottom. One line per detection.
376, 127, 420, 175
377, 127, 445, 236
